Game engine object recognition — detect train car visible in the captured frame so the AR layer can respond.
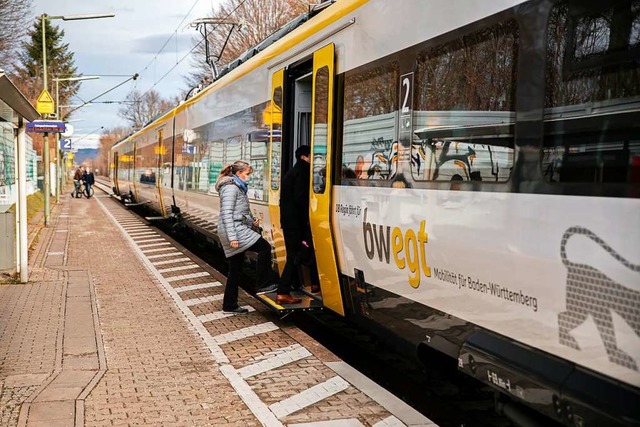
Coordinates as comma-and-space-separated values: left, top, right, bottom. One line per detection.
110, 0, 640, 425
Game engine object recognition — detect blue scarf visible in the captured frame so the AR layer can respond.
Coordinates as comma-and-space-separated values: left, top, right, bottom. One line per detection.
232, 175, 248, 193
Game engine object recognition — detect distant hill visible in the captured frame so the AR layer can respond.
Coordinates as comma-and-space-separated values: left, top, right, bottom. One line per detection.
74, 148, 98, 165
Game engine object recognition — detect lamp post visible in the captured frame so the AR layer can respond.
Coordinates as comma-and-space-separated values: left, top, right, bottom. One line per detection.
40, 12, 114, 225
52, 75, 99, 202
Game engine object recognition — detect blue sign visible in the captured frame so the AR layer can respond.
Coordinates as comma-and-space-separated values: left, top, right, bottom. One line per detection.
60, 139, 73, 151
182, 144, 196, 155
26, 120, 66, 134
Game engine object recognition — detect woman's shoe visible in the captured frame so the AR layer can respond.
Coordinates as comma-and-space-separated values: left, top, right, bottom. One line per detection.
222, 306, 249, 314
275, 294, 302, 304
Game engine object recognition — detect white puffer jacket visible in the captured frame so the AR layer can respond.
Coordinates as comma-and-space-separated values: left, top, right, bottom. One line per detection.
216, 176, 260, 258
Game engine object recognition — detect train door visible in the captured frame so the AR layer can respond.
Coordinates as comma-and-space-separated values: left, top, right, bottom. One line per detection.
132, 143, 140, 203
112, 151, 119, 194
309, 43, 344, 316
261, 58, 325, 313
156, 129, 167, 217
268, 69, 287, 275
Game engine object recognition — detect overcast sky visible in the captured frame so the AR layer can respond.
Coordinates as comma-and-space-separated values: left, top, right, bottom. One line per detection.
32, 0, 223, 148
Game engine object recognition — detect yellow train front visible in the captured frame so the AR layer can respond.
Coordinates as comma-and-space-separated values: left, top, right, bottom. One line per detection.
110, 1, 640, 426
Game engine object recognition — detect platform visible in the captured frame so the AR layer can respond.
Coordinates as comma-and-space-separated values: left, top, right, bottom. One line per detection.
0, 186, 437, 427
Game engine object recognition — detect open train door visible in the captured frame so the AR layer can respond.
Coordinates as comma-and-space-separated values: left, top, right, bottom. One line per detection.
267, 68, 287, 275
259, 67, 324, 313
309, 43, 345, 316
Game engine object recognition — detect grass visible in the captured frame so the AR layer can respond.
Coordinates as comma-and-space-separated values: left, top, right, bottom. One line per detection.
7, 191, 45, 223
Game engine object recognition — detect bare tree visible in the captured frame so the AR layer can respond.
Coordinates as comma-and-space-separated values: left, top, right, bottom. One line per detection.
118, 89, 175, 129
186, 0, 309, 88
94, 127, 130, 176
0, 0, 32, 71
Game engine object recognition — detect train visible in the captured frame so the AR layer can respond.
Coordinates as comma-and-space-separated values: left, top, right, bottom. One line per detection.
110, 0, 640, 425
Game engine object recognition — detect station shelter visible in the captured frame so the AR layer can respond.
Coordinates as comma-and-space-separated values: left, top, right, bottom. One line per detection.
0, 71, 41, 282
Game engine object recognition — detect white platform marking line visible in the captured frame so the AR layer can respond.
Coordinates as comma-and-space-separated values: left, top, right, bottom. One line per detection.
174, 282, 222, 293
128, 232, 157, 237
147, 252, 183, 259
269, 376, 350, 418
288, 420, 365, 427
183, 294, 223, 306
138, 242, 171, 249
198, 307, 255, 322
124, 226, 148, 231
326, 361, 437, 426
212, 322, 279, 345
152, 257, 191, 266
238, 344, 311, 379
372, 416, 407, 427
219, 365, 283, 427
165, 271, 210, 282
96, 196, 229, 364
157, 264, 199, 273
142, 247, 174, 254
134, 238, 164, 244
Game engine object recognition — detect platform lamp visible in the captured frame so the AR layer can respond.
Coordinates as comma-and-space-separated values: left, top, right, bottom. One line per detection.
52, 75, 100, 203
40, 12, 114, 225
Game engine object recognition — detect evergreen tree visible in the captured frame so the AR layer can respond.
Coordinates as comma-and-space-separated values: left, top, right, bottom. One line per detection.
14, 17, 80, 120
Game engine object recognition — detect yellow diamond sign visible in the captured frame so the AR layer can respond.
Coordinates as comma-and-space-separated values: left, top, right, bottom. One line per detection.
36, 89, 55, 115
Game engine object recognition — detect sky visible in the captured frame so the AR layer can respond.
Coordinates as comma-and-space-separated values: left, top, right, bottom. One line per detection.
32, 0, 223, 149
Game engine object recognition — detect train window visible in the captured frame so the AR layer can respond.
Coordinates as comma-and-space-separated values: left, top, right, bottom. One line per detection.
249, 129, 269, 202
312, 66, 330, 193
542, 0, 640, 187
137, 143, 157, 185
412, 20, 518, 183
208, 140, 224, 193
270, 86, 283, 191
226, 135, 242, 164
341, 61, 399, 180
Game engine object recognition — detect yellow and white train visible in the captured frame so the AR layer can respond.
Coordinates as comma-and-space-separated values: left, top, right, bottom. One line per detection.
110, 0, 640, 425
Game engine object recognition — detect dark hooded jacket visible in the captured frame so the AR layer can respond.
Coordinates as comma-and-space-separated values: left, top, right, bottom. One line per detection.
279, 159, 310, 230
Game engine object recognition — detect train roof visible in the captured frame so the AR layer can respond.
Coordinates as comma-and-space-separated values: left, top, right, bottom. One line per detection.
111, 0, 342, 150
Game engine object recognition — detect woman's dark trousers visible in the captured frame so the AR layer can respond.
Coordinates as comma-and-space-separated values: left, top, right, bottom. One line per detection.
222, 237, 274, 310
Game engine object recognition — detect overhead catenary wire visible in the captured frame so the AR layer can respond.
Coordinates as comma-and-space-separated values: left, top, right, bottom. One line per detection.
65, 74, 139, 119
138, 0, 248, 100
132, 0, 204, 93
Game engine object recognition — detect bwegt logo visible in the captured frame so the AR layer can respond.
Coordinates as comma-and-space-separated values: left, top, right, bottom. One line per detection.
362, 208, 431, 288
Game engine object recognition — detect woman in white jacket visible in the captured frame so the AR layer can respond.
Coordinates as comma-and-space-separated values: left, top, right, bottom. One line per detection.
215, 160, 277, 313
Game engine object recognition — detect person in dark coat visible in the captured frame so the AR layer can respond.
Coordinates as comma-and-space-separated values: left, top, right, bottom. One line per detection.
276, 145, 320, 304
72, 167, 83, 198
215, 160, 278, 313
82, 168, 95, 197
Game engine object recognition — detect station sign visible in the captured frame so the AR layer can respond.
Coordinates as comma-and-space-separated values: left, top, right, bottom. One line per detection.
60, 138, 74, 151
27, 120, 66, 134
